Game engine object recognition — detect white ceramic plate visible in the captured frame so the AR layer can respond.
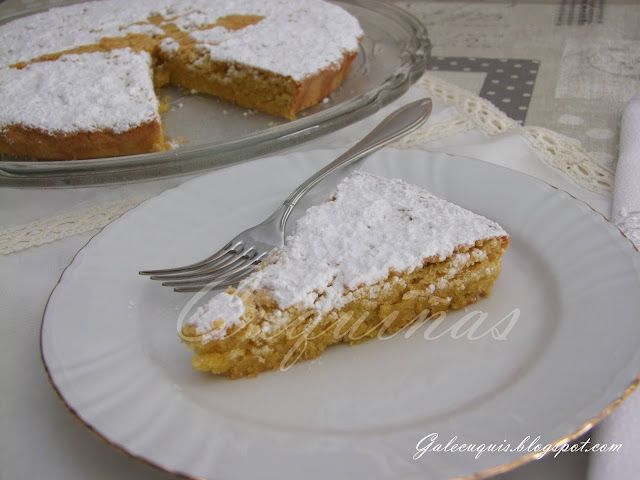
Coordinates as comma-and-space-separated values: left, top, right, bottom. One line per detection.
41, 149, 640, 480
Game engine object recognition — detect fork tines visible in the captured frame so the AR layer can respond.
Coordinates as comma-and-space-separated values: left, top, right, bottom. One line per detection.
139, 241, 264, 291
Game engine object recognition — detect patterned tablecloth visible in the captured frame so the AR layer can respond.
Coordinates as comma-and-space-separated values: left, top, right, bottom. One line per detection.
0, 1, 639, 480
396, 0, 639, 177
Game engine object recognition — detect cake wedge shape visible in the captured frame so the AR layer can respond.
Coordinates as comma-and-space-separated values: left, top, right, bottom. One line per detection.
180, 171, 509, 378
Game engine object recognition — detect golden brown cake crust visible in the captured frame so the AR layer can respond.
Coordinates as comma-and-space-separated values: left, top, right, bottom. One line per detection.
0, 121, 165, 160
157, 50, 359, 121
182, 237, 509, 379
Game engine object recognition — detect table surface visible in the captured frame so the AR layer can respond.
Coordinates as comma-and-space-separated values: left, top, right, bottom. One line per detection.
402, 0, 639, 169
1, 1, 639, 479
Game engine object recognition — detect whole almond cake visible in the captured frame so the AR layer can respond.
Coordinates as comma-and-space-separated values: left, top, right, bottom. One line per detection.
0, 0, 363, 159
180, 172, 509, 378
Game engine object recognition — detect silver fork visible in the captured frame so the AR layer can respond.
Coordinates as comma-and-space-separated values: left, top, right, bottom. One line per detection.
139, 98, 432, 292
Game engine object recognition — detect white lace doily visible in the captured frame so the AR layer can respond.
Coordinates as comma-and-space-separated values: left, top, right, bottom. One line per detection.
397, 75, 614, 196
0, 195, 153, 255
0, 73, 616, 255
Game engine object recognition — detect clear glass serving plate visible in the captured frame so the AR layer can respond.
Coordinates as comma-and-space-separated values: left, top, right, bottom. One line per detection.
0, 0, 430, 187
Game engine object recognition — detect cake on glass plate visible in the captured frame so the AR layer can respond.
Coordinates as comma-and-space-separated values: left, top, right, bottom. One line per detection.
0, 0, 362, 159
180, 171, 509, 378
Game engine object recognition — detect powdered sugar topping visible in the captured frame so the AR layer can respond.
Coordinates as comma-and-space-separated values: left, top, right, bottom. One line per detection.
186, 0, 363, 81
0, 49, 158, 134
0, 0, 363, 77
188, 292, 245, 337
244, 172, 507, 312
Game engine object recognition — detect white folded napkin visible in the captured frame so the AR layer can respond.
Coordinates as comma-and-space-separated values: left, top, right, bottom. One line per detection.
587, 92, 640, 480
612, 92, 640, 247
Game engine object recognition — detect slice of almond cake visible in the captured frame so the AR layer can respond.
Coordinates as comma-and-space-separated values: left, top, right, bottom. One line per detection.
180, 171, 509, 378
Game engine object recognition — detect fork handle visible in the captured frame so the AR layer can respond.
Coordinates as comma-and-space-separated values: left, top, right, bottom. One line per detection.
278, 98, 432, 225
